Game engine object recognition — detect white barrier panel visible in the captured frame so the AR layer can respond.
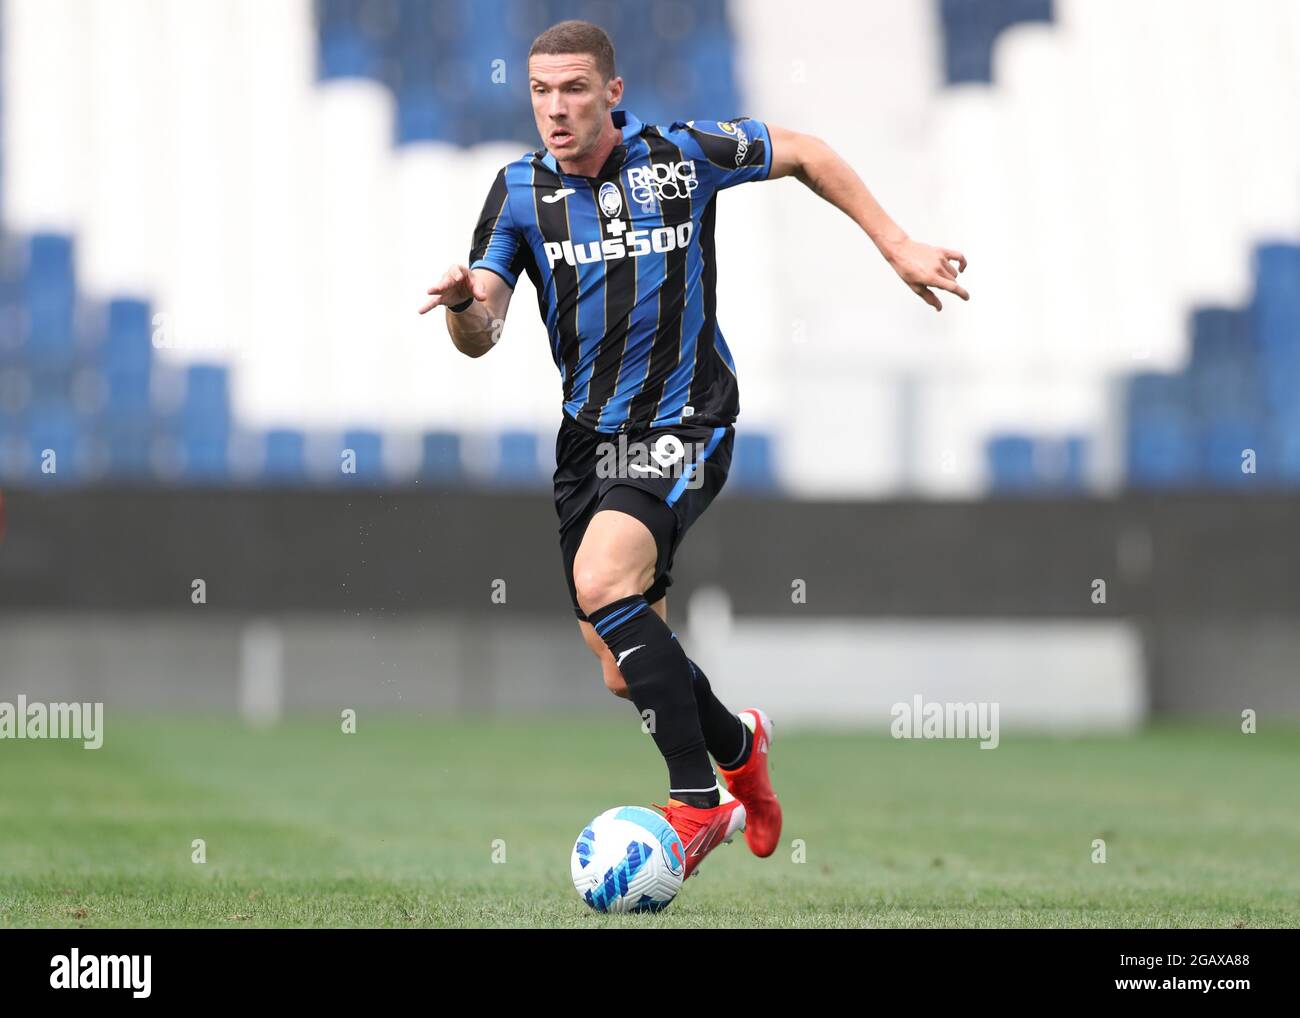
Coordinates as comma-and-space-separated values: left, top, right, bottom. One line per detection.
688, 606, 1145, 733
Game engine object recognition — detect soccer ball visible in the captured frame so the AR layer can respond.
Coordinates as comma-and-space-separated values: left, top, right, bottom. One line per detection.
571, 805, 685, 913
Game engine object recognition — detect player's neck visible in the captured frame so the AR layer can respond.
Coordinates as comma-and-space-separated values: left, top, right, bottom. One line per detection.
555, 121, 621, 178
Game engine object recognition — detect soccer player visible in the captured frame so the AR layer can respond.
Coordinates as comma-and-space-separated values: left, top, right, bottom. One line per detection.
418, 20, 968, 880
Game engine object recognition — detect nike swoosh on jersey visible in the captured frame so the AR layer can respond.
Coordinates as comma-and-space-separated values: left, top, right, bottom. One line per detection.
541, 188, 576, 203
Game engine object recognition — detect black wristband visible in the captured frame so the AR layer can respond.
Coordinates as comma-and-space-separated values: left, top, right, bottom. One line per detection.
447, 296, 473, 313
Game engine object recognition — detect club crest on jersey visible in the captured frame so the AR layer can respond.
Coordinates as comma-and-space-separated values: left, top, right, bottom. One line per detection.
626, 160, 698, 204
598, 181, 623, 218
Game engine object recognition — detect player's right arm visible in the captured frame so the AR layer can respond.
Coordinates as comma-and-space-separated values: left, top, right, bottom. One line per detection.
418, 264, 513, 358
416, 164, 528, 358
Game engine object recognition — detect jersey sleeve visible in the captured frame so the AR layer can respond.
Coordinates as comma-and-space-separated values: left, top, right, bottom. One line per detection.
672, 117, 772, 192
468, 166, 528, 288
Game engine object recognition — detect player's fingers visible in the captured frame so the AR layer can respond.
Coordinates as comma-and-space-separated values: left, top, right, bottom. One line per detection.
913, 283, 942, 311
935, 257, 958, 281
942, 248, 967, 272
417, 294, 443, 314
428, 266, 462, 293
931, 275, 970, 301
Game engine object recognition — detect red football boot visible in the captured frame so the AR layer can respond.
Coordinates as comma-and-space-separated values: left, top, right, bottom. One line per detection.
651, 796, 746, 880
718, 708, 782, 857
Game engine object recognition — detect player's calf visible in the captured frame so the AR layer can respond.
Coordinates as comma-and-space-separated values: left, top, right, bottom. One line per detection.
587, 593, 719, 808
600, 654, 631, 698
578, 618, 631, 698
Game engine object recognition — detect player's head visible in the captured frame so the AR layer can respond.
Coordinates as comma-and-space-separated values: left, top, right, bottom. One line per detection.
527, 20, 623, 162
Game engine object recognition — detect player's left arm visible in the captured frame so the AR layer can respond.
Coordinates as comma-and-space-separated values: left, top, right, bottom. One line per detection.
767, 124, 968, 312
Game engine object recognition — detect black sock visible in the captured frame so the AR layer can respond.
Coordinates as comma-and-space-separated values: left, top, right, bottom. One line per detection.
686, 658, 751, 770
589, 594, 719, 808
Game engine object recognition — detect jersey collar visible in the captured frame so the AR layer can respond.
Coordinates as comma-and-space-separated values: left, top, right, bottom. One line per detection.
612, 109, 644, 141
540, 109, 644, 178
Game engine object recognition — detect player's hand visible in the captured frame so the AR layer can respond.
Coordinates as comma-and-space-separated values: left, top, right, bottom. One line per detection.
418, 264, 488, 314
885, 239, 968, 312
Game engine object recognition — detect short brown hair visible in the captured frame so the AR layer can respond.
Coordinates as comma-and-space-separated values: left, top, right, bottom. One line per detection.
528, 20, 616, 82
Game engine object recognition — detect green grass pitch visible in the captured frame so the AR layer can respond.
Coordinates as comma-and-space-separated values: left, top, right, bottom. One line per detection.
2, 717, 1297, 928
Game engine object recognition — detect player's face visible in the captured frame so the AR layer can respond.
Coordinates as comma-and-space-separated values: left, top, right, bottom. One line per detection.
528, 53, 621, 162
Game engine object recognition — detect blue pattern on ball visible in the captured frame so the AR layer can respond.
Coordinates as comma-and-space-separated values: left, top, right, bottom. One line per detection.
582, 840, 653, 912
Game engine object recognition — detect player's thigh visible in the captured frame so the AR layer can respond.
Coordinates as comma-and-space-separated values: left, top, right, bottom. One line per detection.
571, 506, 659, 611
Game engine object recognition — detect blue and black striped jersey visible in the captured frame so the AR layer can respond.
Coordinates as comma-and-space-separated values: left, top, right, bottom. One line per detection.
468, 109, 772, 434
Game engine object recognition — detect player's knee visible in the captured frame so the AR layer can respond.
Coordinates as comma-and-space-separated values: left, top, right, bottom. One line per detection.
573, 567, 639, 618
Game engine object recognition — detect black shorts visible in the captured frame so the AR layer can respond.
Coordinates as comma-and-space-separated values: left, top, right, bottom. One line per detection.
553, 412, 735, 622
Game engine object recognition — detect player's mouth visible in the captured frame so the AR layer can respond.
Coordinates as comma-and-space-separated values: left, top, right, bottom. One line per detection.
549, 128, 575, 147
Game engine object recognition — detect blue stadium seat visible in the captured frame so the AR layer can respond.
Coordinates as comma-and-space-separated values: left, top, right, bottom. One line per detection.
180, 365, 231, 481
985, 434, 1086, 493
680, 32, 741, 115
495, 429, 542, 486
1193, 358, 1258, 417
1190, 306, 1252, 364
1188, 307, 1258, 416
463, 1, 511, 99
940, 0, 1054, 85
1273, 409, 1300, 487
396, 84, 446, 144
26, 398, 80, 483
1062, 436, 1088, 489
1253, 243, 1300, 355
1200, 416, 1264, 488
1252, 244, 1300, 418
420, 430, 464, 481
319, 24, 379, 80
182, 365, 231, 437
1127, 370, 1186, 411
1126, 408, 1199, 488
729, 431, 778, 491
25, 234, 76, 362
987, 434, 1037, 492
183, 436, 229, 481
263, 429, 307, 482
102, 299, 153, 419
341, 429, 383, 482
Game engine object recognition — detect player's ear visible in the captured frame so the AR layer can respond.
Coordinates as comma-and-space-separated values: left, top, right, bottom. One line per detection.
606, 75, 623, 107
